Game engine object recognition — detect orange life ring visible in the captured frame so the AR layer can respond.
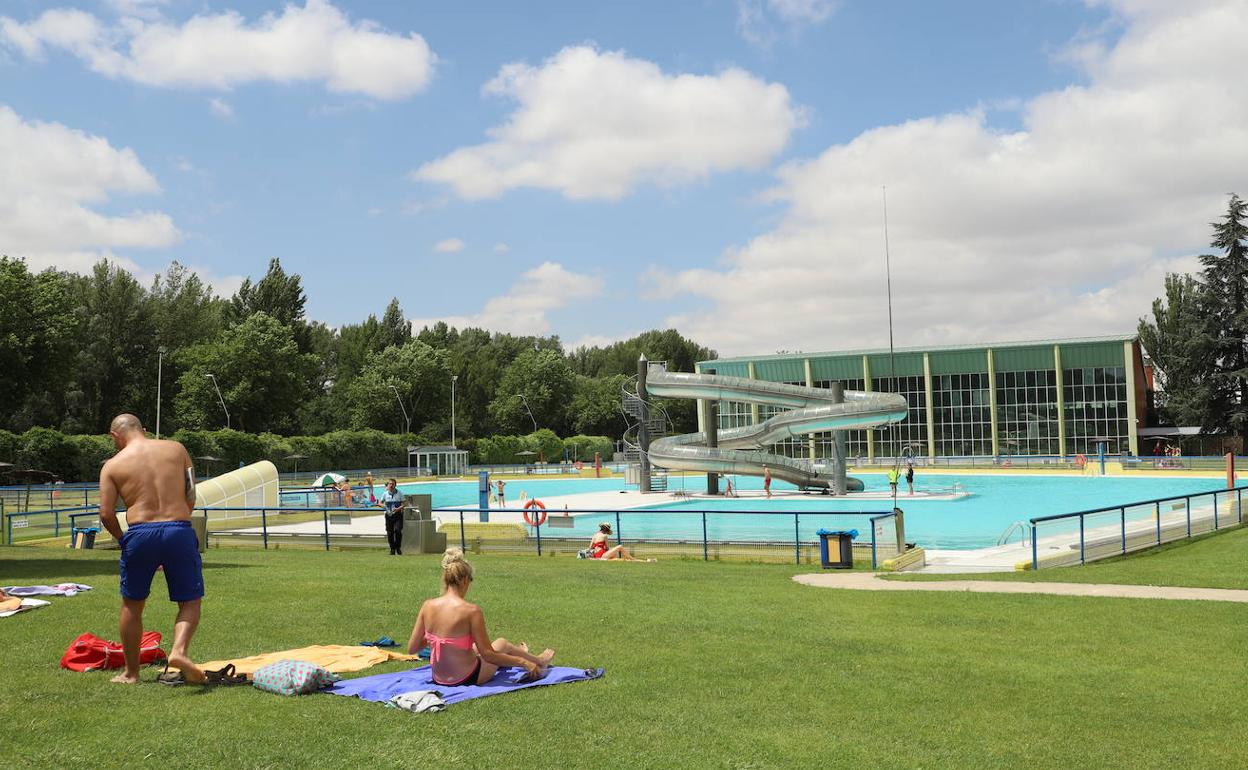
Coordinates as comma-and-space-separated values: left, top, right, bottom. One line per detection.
523, 499, 547, 526
574, 461, 584, 471
1075, 454, 1087, 468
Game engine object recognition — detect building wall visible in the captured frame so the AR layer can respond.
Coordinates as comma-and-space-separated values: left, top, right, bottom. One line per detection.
705, 338, 1141, 458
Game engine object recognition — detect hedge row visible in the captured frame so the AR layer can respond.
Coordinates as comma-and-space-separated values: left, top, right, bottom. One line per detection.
0, 428, 616, 483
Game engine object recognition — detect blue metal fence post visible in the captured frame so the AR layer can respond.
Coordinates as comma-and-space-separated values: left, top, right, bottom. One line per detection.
701, 512, 708, 561
871, 520, 878, 570
55, 510, 60, 538
535, 518, 542, 557
1155, 501, 1161, 545
1239, 489, 1244, 524
1120, 507, 1126, 554
1186, 497, 1191, 537
793, 513, 800, 565
261, 507, 269, 550
323, 508, 330, 551
615, 512, 622, 544
1079, 515, 1085, 564
459, 511, 466, 551
1213, 492, 1219, 530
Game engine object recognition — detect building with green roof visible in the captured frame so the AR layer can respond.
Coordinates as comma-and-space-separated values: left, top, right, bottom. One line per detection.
695, 335, 1151, 460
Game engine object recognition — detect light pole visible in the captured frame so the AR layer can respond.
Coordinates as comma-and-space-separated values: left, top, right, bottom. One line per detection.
451, 375, 458, 448
390, 384, 411, 435
156, 346, 167, 438
518, 393, 538, 432
204, 373, 230, 429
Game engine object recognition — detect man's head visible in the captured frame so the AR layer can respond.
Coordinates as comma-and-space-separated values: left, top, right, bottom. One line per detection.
109, 414, 145, 450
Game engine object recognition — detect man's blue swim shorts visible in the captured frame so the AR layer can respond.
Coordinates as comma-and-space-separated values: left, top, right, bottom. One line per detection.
119, 520, 204, 602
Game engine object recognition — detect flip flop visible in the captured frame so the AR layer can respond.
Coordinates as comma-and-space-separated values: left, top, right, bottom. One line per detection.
156, 662, 185, 687
203, 664, 248, 686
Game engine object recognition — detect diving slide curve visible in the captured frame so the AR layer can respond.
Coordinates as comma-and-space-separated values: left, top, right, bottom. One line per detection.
643, 368, 908, 492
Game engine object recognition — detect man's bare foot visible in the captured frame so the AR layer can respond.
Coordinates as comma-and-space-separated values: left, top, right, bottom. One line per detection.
110, 671, 140, 684
168, 654, 206, 684
537, 648, 555, 667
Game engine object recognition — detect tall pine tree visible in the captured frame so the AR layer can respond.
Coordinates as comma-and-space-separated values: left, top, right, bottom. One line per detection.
1200, 193, 1248, 439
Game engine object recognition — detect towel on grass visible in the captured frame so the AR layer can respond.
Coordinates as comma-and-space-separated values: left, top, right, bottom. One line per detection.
193, 645, 422, 675
0, 598, 51, 618
3, 583, 92, 597
325, 665, 604, 708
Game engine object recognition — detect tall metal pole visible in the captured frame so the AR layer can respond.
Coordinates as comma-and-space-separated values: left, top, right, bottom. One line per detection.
882, 186, 899, 462
390, 384, 411, 435
451, 375, 458, 447
830, 382, 847, 494
703, 367, 719, 495
638, 355, 652, 493
156, 346, 166, 438
519, 394, 538, 432
205, 373, 230, 429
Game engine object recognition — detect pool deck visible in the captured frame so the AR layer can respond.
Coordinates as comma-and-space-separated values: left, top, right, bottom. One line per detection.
792, 572, 1248, 602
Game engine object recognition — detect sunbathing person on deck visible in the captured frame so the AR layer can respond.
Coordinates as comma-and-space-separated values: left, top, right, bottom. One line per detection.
588, 522, 653, 561
407, 548, 554, 686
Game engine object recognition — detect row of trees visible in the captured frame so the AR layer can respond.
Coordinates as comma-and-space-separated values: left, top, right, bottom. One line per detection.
0, 256, 716, 442
1139, 194, 1248, 439
0, 426, 617, 483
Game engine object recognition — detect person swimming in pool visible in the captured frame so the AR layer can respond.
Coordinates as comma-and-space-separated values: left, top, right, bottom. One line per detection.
407, 548, 554, 686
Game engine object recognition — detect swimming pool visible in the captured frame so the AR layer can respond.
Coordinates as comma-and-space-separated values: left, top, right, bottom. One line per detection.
388, 473, 1226, 549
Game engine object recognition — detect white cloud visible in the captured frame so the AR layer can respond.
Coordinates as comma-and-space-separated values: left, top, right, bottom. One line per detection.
493, 242, 510, 254
209, 97, 233, 119
434, 237, 464, 253
0, 0, 436, 100
414, 46, 803, 200
648, 0, 1248, 356
737, 0, 839, 47
409, 262, 604, 336
0, 104, 179, 271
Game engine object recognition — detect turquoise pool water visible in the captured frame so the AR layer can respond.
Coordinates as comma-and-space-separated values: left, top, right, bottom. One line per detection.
392, 474, 1227, 549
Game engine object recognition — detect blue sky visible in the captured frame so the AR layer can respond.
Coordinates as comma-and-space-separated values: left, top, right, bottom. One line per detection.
2, 0, 1242, 355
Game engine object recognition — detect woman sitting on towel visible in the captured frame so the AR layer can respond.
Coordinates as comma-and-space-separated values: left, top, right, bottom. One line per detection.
407, 548, 554, 686
588, 522, 652, 561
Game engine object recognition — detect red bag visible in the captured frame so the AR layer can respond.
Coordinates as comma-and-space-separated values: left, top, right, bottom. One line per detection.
60, 632, 166, 672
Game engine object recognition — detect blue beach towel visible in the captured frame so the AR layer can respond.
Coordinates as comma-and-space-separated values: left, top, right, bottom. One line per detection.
324, 665, 604, 707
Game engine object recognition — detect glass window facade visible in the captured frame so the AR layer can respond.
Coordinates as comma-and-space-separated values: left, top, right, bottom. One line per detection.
810, 378, 867, 460
996, 370, 1059, 455
933, 373, 993, 456
759, 382, 809, 459
1063, 367, 1128, 455
872, 375, 927, 458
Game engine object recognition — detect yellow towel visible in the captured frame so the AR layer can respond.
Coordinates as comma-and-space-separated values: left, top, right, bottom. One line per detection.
193, 644, 421, 675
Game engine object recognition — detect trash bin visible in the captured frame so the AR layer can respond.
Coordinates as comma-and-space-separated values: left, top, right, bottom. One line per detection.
816, 528, 858, 569
71, 526, 99, 550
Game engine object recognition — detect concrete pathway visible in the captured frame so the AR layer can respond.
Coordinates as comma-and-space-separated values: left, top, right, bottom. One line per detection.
793, 572, 1248, 603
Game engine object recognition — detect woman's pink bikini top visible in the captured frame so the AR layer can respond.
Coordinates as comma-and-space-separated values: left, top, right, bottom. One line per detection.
424, 632, 474, 663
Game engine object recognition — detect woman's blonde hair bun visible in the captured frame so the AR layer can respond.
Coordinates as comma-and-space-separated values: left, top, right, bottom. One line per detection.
441, 547, 474, 586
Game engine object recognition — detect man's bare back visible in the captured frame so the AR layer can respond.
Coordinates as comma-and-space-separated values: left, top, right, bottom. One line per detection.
100, 434, 195, 529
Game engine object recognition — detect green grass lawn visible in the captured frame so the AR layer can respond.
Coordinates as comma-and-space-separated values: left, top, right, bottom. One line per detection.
2, 547, 1247, 769
890, 524, 1248, 589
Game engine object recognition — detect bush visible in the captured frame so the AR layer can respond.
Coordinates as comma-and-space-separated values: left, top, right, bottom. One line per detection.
527, 429, 563, 463
17, 427, 79, 481
564, 435, 614, 464
0, 429, 19, 463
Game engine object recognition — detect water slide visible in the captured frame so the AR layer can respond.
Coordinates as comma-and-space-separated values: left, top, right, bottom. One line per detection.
641, 368, 909, 492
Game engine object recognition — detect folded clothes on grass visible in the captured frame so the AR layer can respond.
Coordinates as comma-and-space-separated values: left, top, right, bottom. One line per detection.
3, 583, 92, 597
192, 645, 422, 675
326, 665, 605, 709
359, 636, 397, 648
0, 598, 50, 617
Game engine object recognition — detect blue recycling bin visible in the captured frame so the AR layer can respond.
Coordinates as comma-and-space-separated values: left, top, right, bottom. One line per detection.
816, 528, 858, 569
71, 526, 99, 550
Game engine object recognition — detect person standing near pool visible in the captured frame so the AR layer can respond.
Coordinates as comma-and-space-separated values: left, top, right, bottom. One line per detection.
97, 413, 206, 685
496, 478, 506, 508
763, 466, 772, 499
905, 462, 915, 495
364, 471, 377, 505
380, 478, 405, 556
887, 466, 901, 497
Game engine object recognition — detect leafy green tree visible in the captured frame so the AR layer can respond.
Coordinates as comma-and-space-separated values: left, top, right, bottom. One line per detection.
1200, 193, 1248, 438
65, 260, 156, 433
174, 312, 313, 433
564, 435, 614, 464
378, 299, 410, 351
1139, 274, 1217, 427
567, 374, 627, 437
229, 258, 312, 351
489, 349, 575, 435
526, 428, 563, 463
0, 258, 77, 431
147, 262, 227, 434
344, 340, 452, 434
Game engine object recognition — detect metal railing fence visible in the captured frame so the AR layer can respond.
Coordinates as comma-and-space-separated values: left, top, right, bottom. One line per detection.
1029, 485, 1247, 569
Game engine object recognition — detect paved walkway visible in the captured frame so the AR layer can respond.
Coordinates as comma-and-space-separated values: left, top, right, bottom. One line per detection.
792, 572, 1248, 603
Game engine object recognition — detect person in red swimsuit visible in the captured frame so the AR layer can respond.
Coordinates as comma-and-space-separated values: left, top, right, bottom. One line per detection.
763, 465, 773, 499
588, 522, 652, 561
407, 548, 553, 686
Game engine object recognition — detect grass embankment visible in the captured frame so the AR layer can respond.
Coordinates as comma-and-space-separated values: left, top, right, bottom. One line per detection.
3, 549, 1247, 768
892, 525, 1248, 590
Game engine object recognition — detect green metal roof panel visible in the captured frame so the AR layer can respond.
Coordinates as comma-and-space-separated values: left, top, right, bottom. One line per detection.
994, 346, 1055, 371
697, 361, 749, 377
866, 352, 925, 378
929, 349, 989, 375
703, 333, 1137, 366
752, 358, 808, 383
1059, 341, 1127, 369
810, 356, 866, 381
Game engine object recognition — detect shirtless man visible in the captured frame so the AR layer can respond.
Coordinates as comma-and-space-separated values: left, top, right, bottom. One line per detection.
98, 414, 205, 685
